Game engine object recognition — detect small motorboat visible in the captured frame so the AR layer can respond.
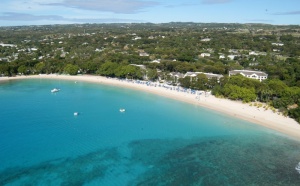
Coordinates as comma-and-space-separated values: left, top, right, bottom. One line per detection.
74, 112, 79, 116
296, 162, 300, 173
119, 108, 125, 112
51, 88, 60, 93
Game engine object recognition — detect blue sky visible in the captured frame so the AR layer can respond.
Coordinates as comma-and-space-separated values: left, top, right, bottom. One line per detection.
0, 0, 299, 26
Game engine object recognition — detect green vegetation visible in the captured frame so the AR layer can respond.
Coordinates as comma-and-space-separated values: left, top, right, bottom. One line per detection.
211, 75, 300, 122
0, 23, 300, 122
64, 64, 79, 75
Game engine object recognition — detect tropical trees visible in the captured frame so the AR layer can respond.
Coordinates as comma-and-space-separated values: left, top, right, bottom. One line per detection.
34, 62, 45, 74
222, 84, 256, 102
96, 62, 118, 77
147, 69, 158, 81
115, 65, 143, 79
0, 63, 10, 76
193, 74, 208, 90
17, 65, 28, 75
96, 62, 143, 79
179, 77, 192, 88
64, 64, 79, 75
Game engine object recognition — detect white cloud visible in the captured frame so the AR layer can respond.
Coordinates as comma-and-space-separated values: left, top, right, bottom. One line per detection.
0, 12, 63, 21
201, 0, 232, 4
42, 0, 160, 14
6, 0, 62, 12
0, 0, 154, 24
272, 10, 300, 15
0, 12, 142, 23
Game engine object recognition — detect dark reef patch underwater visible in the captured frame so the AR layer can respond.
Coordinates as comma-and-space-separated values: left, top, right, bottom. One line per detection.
1, 135, 300, 185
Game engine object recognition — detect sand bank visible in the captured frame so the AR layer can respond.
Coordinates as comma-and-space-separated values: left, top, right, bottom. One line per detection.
2, 74, 300, 141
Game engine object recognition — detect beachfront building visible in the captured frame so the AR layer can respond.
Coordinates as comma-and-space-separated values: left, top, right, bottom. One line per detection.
229, 70, 268, 82
184, 72, 223, 81
168, 72, 184, 83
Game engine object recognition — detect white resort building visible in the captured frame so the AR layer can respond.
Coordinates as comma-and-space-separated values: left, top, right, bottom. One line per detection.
168, 72, 224, 84
184, 72, 223, 80
229, 70, 268, 82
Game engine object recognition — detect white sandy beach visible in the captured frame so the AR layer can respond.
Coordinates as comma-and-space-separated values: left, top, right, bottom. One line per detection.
1, 74, 300, 141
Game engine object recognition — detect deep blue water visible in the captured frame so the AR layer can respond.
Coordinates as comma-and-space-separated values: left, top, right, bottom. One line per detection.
0, 78, 300, 185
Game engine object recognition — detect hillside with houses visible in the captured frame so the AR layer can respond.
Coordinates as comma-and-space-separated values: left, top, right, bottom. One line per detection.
1, 23, 300, 122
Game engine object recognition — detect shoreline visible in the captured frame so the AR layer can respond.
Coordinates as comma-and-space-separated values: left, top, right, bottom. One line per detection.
2, 74, 300, 141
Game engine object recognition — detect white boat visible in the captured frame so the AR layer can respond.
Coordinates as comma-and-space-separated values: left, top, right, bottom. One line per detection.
296, 162, 300, 173
74, 112, 79, 116
119, 108, 125, 112
51, 88, 60, 93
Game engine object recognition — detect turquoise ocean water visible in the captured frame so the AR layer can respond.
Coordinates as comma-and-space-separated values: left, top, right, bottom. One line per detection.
0, 78, 300, 185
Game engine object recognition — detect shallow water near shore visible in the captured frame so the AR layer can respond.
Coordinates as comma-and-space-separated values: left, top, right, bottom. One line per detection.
1, 79, 300, 185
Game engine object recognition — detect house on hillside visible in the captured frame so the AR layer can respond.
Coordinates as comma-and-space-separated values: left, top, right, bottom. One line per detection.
229, 49, 239, 53
249, 62, 259, 66
229, 70, 268, 82
249, 51, 259, 56
200, 53, 211, 58
0, 57, 9, 62
133, 36, 142, 40
0, 43, 17, 47
151, 59, 161, 63
227, 55, 237, 60
249, 51, 267, 56
139, 52, 149, 57
219, 54, 226, 59
272, 43, 284, 46
201, 38, 211, 42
